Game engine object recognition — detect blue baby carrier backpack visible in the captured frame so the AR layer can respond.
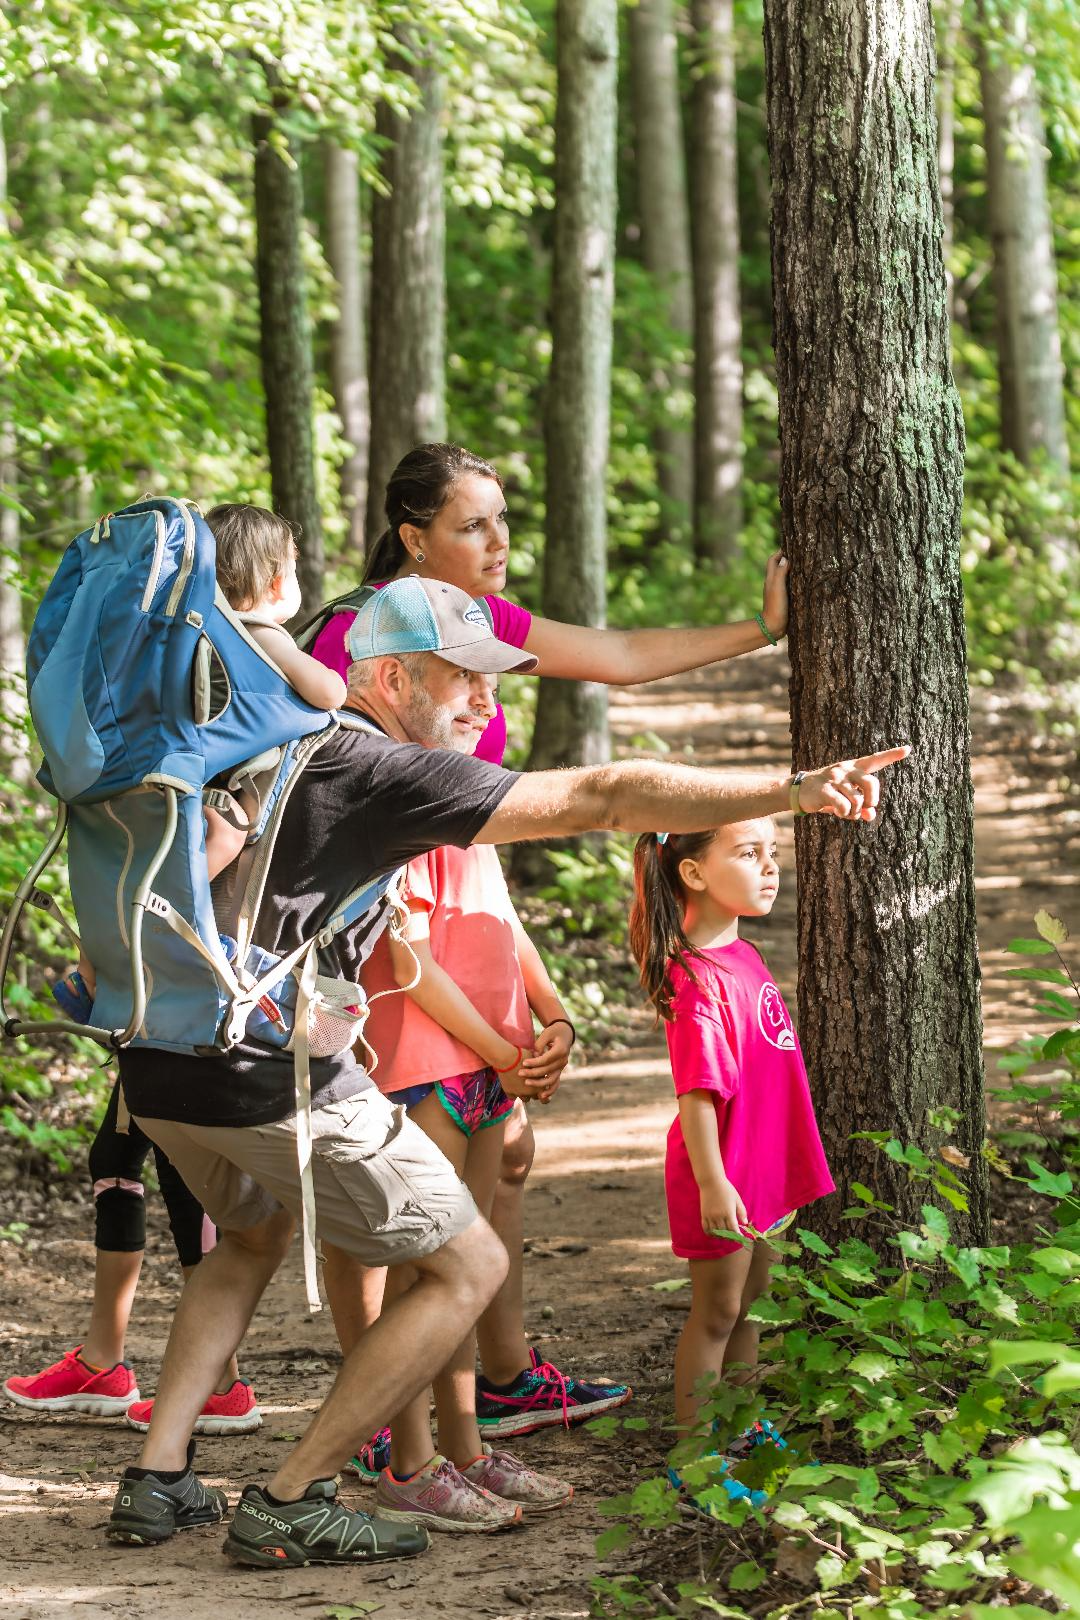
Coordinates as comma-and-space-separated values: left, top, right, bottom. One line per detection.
0, 497, 406, 1309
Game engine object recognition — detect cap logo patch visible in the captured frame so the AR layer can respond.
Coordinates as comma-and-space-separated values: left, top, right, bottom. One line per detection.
462, 602, 488, 629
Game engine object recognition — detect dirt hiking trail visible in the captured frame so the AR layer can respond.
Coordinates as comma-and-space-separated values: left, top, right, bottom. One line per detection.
1, 650, 1076, 1620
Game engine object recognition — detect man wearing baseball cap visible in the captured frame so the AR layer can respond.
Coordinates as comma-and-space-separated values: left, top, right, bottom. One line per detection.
109, 575, 908, 1570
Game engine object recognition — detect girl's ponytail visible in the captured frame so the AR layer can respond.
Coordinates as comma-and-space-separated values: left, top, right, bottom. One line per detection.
629, 831, 715, 1022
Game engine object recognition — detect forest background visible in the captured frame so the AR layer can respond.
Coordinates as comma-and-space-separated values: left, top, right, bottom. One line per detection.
1, 0, 1079, 1615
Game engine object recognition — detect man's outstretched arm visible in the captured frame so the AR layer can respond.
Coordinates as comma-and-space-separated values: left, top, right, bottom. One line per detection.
473, 747, 910, 846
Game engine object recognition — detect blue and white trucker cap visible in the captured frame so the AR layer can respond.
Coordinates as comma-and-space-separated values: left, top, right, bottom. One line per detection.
347, 577, 538, 675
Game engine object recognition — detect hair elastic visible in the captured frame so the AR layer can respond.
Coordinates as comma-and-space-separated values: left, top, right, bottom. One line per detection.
656, 831, 669, 844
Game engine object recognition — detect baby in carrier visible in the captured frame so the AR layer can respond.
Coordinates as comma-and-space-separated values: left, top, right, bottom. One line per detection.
53, 503, 347, 1020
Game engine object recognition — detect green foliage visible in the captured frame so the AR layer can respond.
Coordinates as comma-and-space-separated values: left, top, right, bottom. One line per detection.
593, 936, 1080, 1617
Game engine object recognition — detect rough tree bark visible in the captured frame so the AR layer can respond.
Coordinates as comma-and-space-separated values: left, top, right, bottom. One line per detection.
253, 93, 324, 610
977, 1, 1070, 478
526, 0, 617, 772
628, 0, 694, 530
764, 0, 989, 1242
689, 0, 743, 564
937, 0, 963, 323
0, 106, 29, 782
323, 143, 369, 561
365, 38, 446, 549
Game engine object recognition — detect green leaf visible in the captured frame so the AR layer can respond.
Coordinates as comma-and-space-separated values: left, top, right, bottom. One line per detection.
1007, 1498, 1080, 1610
1043, 1027, 1080, 1060
796, 1227, 833, 1256
1023, 1158, 1073, 1197
1006, 938, 1056, 954
727, 1561, 767, 1591
594, 1523, 632, 1557
326, 1606, 382, 1619
815, 1552, 845, 1589
1034, 910, 1069, 946
923, 1427, 971, 1470
921, 1202, 950, 1241
847, 1351, 898, 1383
651, 1277, 689, 1292
1006, 966, 1071, 985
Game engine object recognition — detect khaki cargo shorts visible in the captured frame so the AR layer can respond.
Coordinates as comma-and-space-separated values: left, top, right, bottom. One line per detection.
132, 1089, 478, 1268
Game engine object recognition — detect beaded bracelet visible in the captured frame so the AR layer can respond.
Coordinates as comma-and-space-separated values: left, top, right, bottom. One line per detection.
755, 611, 778, 647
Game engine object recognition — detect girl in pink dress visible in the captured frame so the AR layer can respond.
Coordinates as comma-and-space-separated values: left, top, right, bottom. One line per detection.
629, 818, 834, 1469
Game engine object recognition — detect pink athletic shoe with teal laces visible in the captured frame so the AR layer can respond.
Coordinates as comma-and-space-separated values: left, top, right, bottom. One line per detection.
475, 1346, 632, 1439
4, 1346, 138, 1416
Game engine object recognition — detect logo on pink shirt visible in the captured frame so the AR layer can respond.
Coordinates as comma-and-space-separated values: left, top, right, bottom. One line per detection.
757, 982, 796, 1050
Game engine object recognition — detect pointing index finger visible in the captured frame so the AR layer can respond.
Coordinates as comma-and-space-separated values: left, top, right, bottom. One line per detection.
851, 745, 911, 773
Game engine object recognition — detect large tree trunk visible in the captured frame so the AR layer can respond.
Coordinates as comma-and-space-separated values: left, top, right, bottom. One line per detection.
977, 2, 1070, 478
628, 0, 694, 532
689, 0, 743, 564
0, 107, 28, 782
764, 0, 989, 1243
937, 0, 962, 323
365, 40, 446, 550
526, 0, 617, 772
323, 143, 369, 562
252, 95, 324, 611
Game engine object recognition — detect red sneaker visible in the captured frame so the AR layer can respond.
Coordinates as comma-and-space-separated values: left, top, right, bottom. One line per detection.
125, 1378, 262, 1435
4, 1346, 138, 1416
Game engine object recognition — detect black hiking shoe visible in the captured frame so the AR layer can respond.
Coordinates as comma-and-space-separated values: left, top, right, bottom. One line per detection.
107, 1441, 227, 1545
223, 1478, 430, 1568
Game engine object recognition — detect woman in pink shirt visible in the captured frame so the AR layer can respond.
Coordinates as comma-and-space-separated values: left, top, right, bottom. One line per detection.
311, 440, 791, 1417
629, 816, 834, 1503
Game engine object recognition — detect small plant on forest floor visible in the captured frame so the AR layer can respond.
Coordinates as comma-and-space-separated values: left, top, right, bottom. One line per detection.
590, 916, 1080, 1619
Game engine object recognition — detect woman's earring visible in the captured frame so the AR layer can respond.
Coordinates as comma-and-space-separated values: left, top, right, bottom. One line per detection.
415, 549, 426, 563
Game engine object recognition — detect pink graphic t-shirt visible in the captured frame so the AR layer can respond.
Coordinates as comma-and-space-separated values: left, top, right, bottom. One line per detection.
664, 940, 835, 1259
311, 590, 533, 767
361, 842, 534, 1094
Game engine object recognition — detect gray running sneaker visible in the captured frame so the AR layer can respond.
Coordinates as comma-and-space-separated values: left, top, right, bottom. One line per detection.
107, 1445, 227, 1546
224, 1479, 430, 1568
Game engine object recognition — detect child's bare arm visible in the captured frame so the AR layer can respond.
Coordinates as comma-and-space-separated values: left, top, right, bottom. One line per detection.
678, 1090, 747, 1238
386, 912, 547, 1099
250, 623, 347, 709
508, 906, 571, 1098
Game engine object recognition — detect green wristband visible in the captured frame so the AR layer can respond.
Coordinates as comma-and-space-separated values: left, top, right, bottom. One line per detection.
790, 770, 807, 816
755, 611, 778, 647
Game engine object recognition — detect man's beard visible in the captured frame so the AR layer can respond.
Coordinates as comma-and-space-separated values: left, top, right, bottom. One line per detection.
403, 684, 474, 752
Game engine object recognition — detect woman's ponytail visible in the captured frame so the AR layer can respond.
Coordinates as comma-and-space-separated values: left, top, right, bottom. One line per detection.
361, 527, 404, 585
629, 830, 715, 1022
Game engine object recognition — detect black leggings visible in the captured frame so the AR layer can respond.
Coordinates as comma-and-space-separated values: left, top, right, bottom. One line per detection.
87, 1081, 207, 1268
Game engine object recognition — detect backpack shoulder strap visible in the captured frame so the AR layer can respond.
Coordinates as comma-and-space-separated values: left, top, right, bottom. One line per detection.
292, 583, 378, 652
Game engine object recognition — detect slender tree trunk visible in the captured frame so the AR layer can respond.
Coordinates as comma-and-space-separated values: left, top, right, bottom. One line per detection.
323, 143, 369, 563
937, 0, 963, 323
527, 0, 617, 772
690, 0, 743, 563
977, 1, 1070, 478
252, 94, 324, 610
365, 39, 446, 549
628, 0, 694, 532
764, 0, 989, 1243
0, 107, 29, 782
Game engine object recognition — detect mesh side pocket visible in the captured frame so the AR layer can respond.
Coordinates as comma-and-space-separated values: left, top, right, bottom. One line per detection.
303, 976, 367, 1059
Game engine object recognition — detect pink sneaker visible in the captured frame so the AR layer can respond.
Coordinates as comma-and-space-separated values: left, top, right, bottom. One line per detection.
375, 1455, 521, 1532
4, 1346, 138, 1416
462, 1447, 573, 1514
125, 1378, 261, 1435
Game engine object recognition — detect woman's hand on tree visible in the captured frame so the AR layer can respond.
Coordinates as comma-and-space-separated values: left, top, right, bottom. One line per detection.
699, 1177, 747, 1239
762, 551, 790, 639
798, 745, 911, 821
